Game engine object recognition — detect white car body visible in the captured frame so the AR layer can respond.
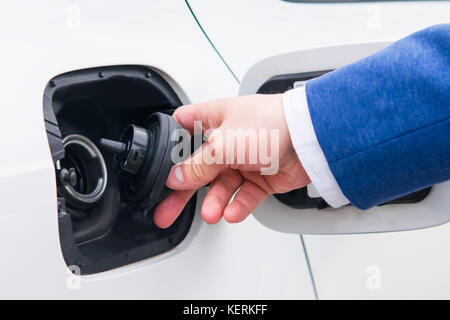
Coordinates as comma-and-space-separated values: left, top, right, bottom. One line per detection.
0, 0, 449, 299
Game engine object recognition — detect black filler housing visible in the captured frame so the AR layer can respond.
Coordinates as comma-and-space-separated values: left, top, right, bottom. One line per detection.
43, 65, 195, 274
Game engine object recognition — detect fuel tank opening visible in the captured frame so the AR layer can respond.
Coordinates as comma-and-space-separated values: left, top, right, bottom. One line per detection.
57, 134, 108, 208
43, 65, 196, 274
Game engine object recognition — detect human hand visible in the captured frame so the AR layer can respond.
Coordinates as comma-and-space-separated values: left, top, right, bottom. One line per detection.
153, 94, 310, 228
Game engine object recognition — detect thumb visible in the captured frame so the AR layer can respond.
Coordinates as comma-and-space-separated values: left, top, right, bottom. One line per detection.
166, 141, 227, 190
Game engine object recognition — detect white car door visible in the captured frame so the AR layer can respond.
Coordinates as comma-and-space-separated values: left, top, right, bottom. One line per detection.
0, 0, 315, 299
189, 0, 450, 299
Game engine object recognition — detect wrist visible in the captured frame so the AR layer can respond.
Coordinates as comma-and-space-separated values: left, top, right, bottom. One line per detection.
283, 86, 349, 208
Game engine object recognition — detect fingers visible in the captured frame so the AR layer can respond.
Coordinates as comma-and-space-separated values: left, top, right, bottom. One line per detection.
201, 169, 243, 224
172, 98, 228, 134
153, 189, 196, 229
155, 175, 267, 228
154, 169, 241, 228
166, 140, 228, 190
224, 180, 268, 223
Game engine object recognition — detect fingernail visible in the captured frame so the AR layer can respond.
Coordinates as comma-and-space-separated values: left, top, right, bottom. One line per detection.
170, 165, 184, 186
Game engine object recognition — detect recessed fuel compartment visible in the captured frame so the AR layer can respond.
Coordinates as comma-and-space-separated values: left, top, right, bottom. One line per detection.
43, 65, 195, 274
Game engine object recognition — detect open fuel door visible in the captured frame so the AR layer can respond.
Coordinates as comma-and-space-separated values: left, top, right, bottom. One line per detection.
239, 42, 450, 235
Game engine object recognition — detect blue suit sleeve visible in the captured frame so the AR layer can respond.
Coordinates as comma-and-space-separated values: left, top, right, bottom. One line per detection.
305, 24, 450, 209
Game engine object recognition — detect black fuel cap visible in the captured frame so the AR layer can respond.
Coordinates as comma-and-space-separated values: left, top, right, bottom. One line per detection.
100, 124, 148, 175
99, 112, 185, 221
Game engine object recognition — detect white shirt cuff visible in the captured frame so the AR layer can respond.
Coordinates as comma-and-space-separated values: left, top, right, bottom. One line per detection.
283, 85, 349, 208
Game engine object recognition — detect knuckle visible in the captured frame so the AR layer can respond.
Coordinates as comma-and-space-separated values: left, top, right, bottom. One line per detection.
190, 162, 206, 183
